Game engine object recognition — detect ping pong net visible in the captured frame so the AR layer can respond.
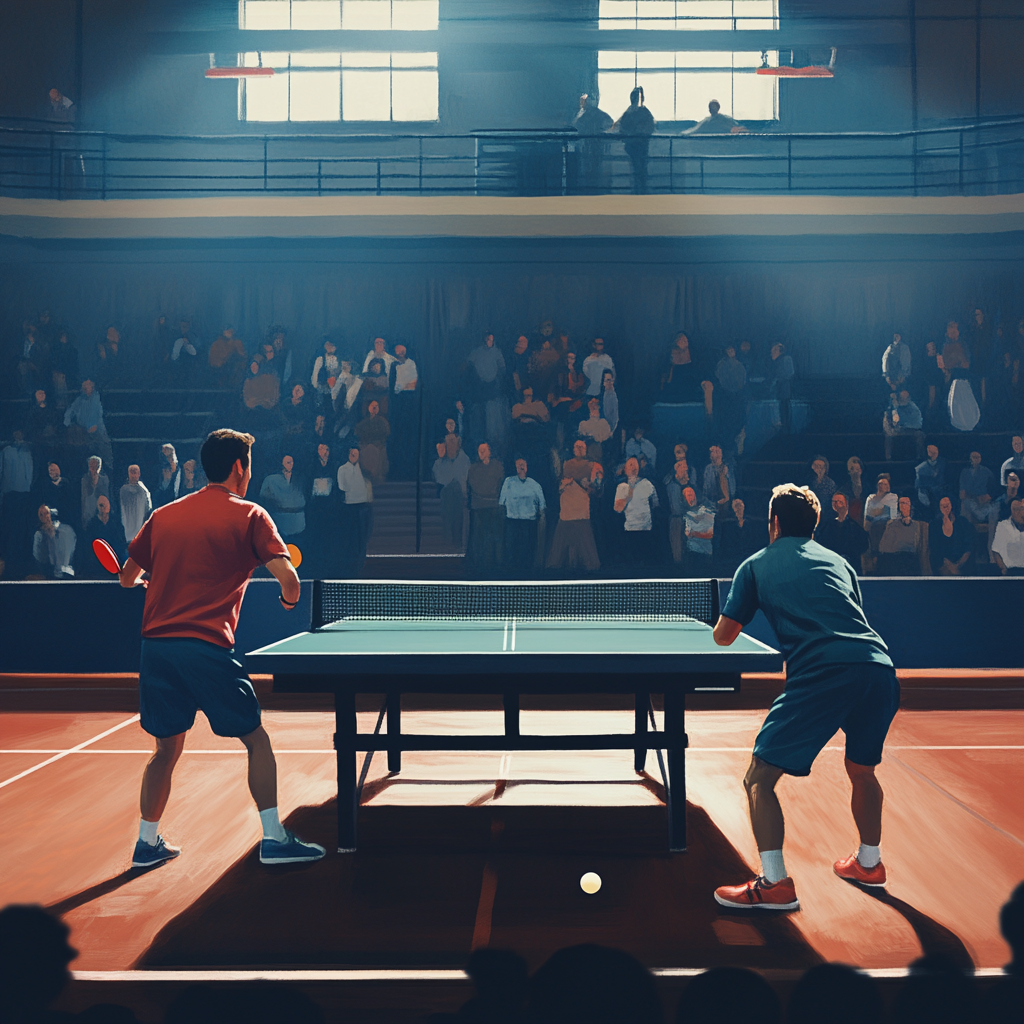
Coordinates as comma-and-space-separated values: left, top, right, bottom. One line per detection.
311, 579, 719, 629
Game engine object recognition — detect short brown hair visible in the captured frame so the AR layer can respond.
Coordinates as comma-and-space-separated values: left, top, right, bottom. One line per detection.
769, 483, 820, 538
201, 429, 253, 483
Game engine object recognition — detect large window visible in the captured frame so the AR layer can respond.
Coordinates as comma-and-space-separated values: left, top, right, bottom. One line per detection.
598, 0, 777, 31
239, 0, 439, 31
597, 51, 777, 121
240, 51, 438, 121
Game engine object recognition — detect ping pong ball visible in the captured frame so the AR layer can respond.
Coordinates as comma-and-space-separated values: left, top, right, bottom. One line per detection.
580, 871, 602, 894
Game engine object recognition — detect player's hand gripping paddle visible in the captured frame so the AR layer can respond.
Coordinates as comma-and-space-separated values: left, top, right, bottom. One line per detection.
93, 538, 148, 587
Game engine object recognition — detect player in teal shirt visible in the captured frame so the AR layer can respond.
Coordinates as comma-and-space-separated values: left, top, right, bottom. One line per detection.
712, 484, 899, 911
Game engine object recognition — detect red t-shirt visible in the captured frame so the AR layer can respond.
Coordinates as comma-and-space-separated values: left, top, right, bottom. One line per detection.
128, 485, 289, 647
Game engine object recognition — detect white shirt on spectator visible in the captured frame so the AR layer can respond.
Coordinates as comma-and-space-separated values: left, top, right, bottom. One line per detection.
337, 461, 369, 504
615, 478, 658, 531
864, 492, 899, 521
992, 519, 1024, 568
582, 352, 615, 396
363, 349, 397, 374
393, 358, 418, 393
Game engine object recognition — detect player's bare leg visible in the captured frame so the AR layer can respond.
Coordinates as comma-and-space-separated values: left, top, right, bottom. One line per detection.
239, 724, 277, 810
133, 733, 185, 868
743, 756, 786, 853
833, 758, 888, 887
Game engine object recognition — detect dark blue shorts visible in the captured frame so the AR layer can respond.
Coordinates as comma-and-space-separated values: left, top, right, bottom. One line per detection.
139, 637, 262, 739
753, 662, 900, 776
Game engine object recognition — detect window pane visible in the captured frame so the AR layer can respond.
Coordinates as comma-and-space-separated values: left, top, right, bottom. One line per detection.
290, 51, 341, 66
675, 70, 732, 120
392, 51, 437, 67
241, 51, 262, 67
597, 72, 636, 119
733, 0, 777, 29
637, 51, 675, 69
732, 51, 766, 68
393, 0, 438, 30
636, 0, 673, 27
599, 51, 636, 69
392, 69, 438, 120
245, 73, 290, 120
259, 51, 291, 70
678, 0, 733, 18
342, 51, 391, 67
732, 73, 776, 120
675, 51, 732, 68
243, 1, 291, 30
290, 70, 342, 120
342, 0, 391, 30
291, 1, 341, 29
637, 72, 674, 117
343, 69, 391, 119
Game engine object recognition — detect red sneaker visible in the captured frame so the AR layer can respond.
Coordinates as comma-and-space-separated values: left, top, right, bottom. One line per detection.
714, 876, 800, 911
833, 853, 887, 887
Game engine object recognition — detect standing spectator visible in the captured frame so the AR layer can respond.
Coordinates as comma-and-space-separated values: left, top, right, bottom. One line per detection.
714, 345, 748, 450
661, 332, 709, 403
283, 382, 314, 458
600, 370, 619, 436
14, 322, 45, 395
1000, 435, 1024, 485
466, 443, 505, 568
862, 473, 899, 573
331, 361, 364, 438
354, 399, 391, 483
169, 319, 199, 382
51, 329, 80, 404
882, 390, 925, 460
310, 338, 341, 408
816, 492, 869, 571
511, 335, 532, 398
465, 333, 509, 456
362, 336, 396, 376
547, 439, 602, 571
881, 332, 911, 393
152, 444, 182, 509
959, 450, 999, 558
33, 505, 76, 578
943, 321, 979, 432
666, 459, 690, 566
48, 87, 76, 121
971, 307, 994, 403
921, 339, 945, 428
614, 456, 659, 565
83, 494, 124, 577
268, 326, 293, 386
582, 338, 615, 398
624, 424, 657, 473
26, 389, 61, 456
360, 357, 390, 418
499, 457, 546, 573
95, 326, 125, 386
572, 92, 613, 192
259, 455, 306, 541
549, 349, 587, 419
0, 430, 35, 578
701, 445, 736, 512
714, 497, 763, 576
35, 462, 79, 532
992, 500, 1024, 575
337, 446, 372, 574
119, 464, 152, 544
663, 447, 690, 491
63, 379, 112, 469
808, 456, 838, 519
610, 86, 656, 194
683, 486, 716, 576
390, 344, 419, 478
840, 455, 867, 524
307, 443, 339, 577
432, 436, 470, 550
528, 337, 562, 406
769, 343, 795, 433
997, 471, 1021, 521
914, 444, 947, 516
578, 397, 612, 463
930, 495, 974, 576
80, 456, 109, 529
207, 326, 247, 386
878, 496, 930, 575
180, 458, 204, 496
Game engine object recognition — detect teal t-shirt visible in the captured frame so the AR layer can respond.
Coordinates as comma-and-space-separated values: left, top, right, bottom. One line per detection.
722, 536, 892, 679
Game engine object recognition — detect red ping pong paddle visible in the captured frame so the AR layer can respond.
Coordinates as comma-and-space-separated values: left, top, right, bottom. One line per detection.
92, 538, 122, 574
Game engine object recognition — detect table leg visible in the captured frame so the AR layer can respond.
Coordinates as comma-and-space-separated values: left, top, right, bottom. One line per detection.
387, 691, 401, 773
634, 691, 649, 772
503, 691, 520, 740
665, 689, 688, 852
335, 690, 357, 853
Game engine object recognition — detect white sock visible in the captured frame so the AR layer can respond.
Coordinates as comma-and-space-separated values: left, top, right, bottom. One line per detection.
259, 807, 287, 843
857, 843, 881, 868
139, 819, 160, 846
760, 849, 787, 884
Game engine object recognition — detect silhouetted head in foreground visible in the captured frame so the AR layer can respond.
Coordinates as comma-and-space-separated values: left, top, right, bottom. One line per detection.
675, 966, 780, 1024
892, 954, 979, 1024
787, 963, 881, 1024
527, 944, 661, 1024
165, 982, 324, 1024
0, 904, 78, 1022
454, 948, 528, 1024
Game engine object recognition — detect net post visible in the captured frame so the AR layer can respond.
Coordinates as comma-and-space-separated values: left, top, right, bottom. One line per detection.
311, 578, 324, 631
710, 578, 721, 624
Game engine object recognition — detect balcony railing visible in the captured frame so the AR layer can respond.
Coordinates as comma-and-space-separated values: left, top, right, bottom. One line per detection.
1, 118, 1022, 199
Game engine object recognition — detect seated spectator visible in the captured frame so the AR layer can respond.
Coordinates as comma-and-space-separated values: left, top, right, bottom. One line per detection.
268, 325, 293, 385
666, 460, 690, 565
998, 470, 1021, 520
862, 472, 899, 573
661, 332, 708, 403
614, 457, 659, 565
0, 904, 79, 1024
310, 337, 340, 408
914, 444, 947, 515
881, 331, 911, 393
259, 455, 306, 540
63, 379, 112, 469
815, 493, 869, 571
119, 464, 152, 544
80, 455, 109, 529
547, 439, 602, 571
892, 954, 979, 1024
360, 357, 390, 418
930, 495, 974, 576
840, 455, 867, 524
362, 336, 396, 376
674, 965, 781, 1024
26, 388, 61, 447
992, 499, 1024, 575
878, 495, 930, 575
336, 446, 372, 574
35, 461, 78, 532
701, 444, 735, 512
600, 370, 619, 436
432, 435, 470, 550
663, 448, 690, 490
257, 340, 282, 380
682, 98, 747, 135
549, 350, 586, 416
787, 963, 882, 1024
1000, 434, 1024, 485
51, 329, 80, 403
768, 342, 795, 432
180, 458, 204, 496
242, 356, 281, 413
283, 383, 313, 453
683, 486, 715, 575
511, 335, 531, 397
624, 424, 656, 473
354, 400, 390, 483
169, 319, 199, 381
83, 495, 124, 578
808, 455, 837, 519
582, 337, 615, 398
578, 397, 612, 463
95, 326, 125, 385
529, 337, 562, 402
921, 338, 945, 426
207, 325, 246, 385
882, 389, 925, 459
152, 443, 182, 508
512, 387, 551, 426
467, 443, 505, 568
959, 449, 999, 558
499, 457, 546, 574
331, 360, 364, 440
33, 504, 76, 578
713, 497, 763, 576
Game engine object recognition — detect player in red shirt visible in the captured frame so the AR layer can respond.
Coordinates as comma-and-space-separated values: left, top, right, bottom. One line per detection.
120, 429, 325, 867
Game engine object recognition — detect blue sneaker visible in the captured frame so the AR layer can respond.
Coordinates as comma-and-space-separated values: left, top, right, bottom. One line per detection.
260, 829, 327, 864
132, 835, 180, 869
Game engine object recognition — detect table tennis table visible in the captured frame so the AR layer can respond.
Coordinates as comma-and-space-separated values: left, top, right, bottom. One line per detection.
246, 579, 782, 853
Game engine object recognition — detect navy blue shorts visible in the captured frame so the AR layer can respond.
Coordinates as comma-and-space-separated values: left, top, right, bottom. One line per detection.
753, 662, 900, 776
139, 637, 262, 739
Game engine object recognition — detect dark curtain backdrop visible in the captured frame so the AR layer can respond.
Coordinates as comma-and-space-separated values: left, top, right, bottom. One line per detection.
3, 235, 1023, 420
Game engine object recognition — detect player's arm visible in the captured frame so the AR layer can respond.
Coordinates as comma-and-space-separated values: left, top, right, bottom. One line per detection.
267, 555, 301, 608
119, 557, 146, 588
713, 616, 743, 646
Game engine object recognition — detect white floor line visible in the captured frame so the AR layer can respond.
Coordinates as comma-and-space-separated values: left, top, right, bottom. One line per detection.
0, 715, 140, 790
